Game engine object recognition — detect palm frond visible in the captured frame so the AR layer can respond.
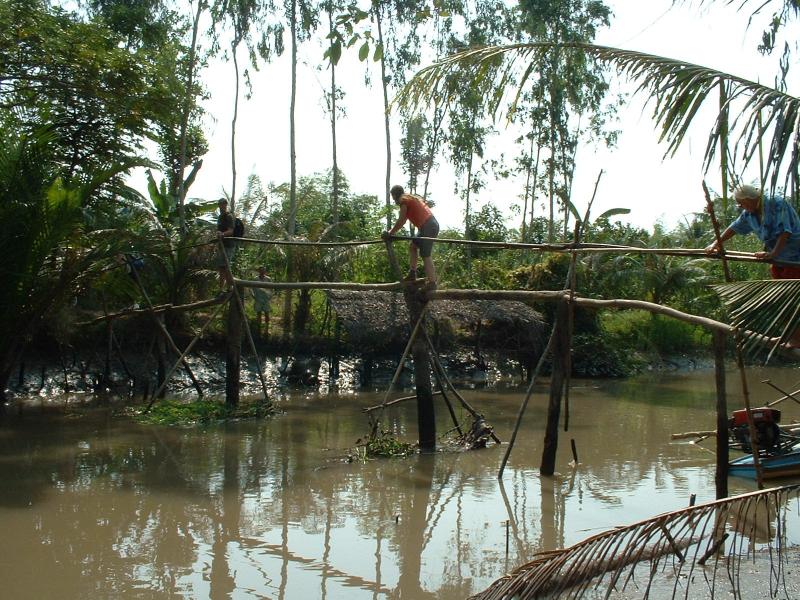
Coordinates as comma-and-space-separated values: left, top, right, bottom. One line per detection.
713, 278, 800, 359
395, 42, 800, 192
471, 484, 799, 600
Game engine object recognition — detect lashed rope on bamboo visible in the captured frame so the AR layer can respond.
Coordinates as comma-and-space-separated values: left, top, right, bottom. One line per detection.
470, 484, 799, 600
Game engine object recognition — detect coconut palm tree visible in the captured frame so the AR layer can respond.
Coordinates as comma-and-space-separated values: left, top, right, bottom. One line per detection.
394, 23, 800, 361
396, 42, 800, 195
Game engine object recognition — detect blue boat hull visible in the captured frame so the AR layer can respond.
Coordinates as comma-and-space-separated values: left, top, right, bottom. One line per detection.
729, 449, 800, 479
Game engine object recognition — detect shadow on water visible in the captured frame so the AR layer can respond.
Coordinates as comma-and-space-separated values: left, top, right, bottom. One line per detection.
0, 366, 799, 598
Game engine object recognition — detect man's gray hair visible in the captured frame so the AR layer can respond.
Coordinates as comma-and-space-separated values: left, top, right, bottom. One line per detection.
733, 184, 761, 201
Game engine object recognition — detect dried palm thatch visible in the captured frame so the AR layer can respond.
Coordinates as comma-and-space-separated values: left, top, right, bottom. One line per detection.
471, 484, 800, 600
326, 290, 546, 353
713, 279, 800, 362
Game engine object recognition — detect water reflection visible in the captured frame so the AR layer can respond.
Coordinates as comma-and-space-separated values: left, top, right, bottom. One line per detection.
1, 367, 799, 599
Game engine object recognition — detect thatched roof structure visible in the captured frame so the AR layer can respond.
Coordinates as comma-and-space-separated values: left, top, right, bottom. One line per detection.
326, 290, 547, 354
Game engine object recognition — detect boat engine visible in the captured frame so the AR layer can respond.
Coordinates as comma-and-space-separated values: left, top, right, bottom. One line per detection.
729, 407, 781, 454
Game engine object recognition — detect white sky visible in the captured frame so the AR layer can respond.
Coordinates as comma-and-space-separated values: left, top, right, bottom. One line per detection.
177, 0, 793, 233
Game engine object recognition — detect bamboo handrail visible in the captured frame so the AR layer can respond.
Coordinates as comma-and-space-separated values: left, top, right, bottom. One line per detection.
229, 234, 800, 266
78, 296, 228, 326
233, 278, 403, 291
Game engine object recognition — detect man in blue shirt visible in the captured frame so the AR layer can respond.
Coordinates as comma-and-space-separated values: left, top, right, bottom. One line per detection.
705, 185, 800, 278
706, 184, 800, 347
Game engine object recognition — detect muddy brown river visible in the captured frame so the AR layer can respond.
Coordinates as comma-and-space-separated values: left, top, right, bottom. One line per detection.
1, 365, 798, 599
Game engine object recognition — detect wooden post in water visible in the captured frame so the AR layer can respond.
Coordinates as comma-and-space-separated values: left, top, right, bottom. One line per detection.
713, 330, 729, 499
405, 285, 436, 451
225, 289, 243, 406
541, 300, 569, 475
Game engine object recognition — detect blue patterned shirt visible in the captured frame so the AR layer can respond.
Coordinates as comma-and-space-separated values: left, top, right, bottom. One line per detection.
730, 195, 800, 262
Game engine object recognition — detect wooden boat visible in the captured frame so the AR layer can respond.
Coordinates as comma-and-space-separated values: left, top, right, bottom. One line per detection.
729, 445, 800, 479
727, 406, 800, 479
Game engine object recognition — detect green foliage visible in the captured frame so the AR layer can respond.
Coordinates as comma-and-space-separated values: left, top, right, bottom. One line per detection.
0, 126, 139, 397
361, 430, 416, 458
600, 311, 711, 356
135, 398, 272, 426
0, 0, 185, 176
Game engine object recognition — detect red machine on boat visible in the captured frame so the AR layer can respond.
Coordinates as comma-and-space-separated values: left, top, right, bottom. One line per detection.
728, 407, 782, 454
728, 406, 800, 479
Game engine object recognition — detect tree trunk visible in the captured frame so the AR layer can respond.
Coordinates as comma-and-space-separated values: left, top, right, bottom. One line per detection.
225, 290, 243, 406
423, 102, 444, 201
156, 317, 167, 399
288, 0, 298, 237
230, 37, 240, 210
541, 300, 569, 475
285, 0, 298, 344
464, 140, 474, 263
375, 5, 392, 229
329, 9, 340, 230
293, 289, 311, 338
529, 144, 541, 235
177, 0, 203, 232
521, 132, 535, 241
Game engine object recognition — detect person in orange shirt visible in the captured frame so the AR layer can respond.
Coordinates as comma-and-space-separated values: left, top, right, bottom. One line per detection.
383, 185, 439, 285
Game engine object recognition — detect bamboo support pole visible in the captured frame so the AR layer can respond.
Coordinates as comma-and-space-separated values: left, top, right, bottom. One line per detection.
713, 330, 729, 499
369, 304, 429, 434
233, 278, 403, 291
673, 425, 800, 440
78, 295, 228, 327
563, 222, 581, 433
129, 260, 204, 398
110, 329, 133, 381
145, 290, 232, 411
421, 328, 502, 445
219, 240, 271, 406
498, 315, 559, 480
427, 361, 463, 436
704, 184, 764, 490
762, 380, 800, 406
362, 390, 444, 413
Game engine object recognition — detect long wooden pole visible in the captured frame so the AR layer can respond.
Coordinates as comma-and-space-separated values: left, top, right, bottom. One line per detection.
704, 183, 764, 490
219, 240, 271, 407
421, 329, 501, 445
370, 304, 429, 434
713, 330, 729, 499
146, 290, 232, 410
498, 323, 558, 479
129, 260, 204, 397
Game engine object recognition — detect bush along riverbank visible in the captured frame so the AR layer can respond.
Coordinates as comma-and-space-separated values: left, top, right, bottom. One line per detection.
3, 309, 760, 413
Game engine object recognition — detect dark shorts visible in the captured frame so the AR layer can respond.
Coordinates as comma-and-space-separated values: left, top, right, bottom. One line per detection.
771, 264, 800, 279
215, 243, 237, 269
412, 217, 439, 258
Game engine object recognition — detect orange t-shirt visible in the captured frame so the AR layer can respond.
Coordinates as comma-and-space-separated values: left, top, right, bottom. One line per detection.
400, 194, 432, 228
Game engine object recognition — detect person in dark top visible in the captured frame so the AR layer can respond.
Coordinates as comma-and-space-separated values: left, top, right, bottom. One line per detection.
215, 198, 236, 291
383, 185, 439, 285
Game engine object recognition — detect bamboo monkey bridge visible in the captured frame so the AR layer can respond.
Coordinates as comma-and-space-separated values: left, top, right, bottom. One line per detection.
89, 229, 799, 496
